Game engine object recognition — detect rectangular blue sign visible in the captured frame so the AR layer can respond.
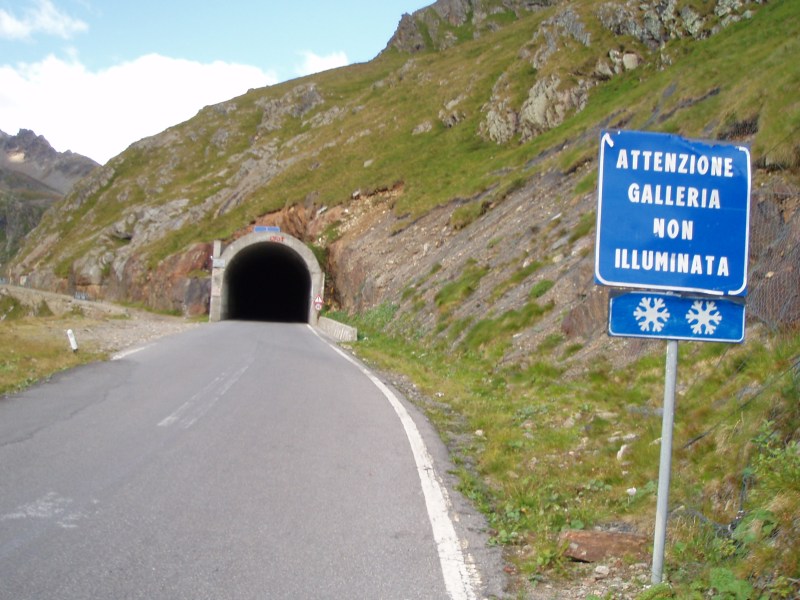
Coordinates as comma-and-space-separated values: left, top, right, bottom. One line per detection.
254, 225, 280, 233
609, 291, 745, 343
595, 130, 751, 296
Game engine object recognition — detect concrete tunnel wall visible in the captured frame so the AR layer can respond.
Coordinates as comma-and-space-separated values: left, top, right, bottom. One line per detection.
208, 232, 324, 324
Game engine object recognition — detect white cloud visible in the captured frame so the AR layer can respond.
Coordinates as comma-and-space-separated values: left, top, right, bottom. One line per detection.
0, 53, 278, 163
0, 0, 88, 40
295, 50, 349, 77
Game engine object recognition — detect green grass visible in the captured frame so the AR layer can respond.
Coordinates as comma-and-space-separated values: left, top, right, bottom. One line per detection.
529, 279, 554, 299
0, 295, 27, 320
0, 314, 105, 394
450, 199, 489, 230
434, 259, 489, 318
460, 300, 555, 361
489, 259, 544, 303
568, 210, 595, 243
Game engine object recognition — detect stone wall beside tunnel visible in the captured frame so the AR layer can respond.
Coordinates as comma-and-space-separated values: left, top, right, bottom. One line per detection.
209, 232, 324, 324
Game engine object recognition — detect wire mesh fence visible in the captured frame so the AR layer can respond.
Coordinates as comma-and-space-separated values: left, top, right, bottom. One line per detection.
747, 176, 800, 331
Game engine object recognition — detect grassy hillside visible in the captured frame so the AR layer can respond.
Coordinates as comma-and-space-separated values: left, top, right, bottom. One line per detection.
10, 0, 798, 276
0, 171, 61, 267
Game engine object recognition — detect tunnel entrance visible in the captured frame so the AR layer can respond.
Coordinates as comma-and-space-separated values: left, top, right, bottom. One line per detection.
209, 232, 324, 324
225, 242, 310, 321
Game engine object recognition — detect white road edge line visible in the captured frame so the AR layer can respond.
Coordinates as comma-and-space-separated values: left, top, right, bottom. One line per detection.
111, 345, 150, 361
309, 326, 479, 600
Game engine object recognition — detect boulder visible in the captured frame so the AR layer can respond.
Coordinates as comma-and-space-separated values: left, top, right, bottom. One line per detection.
560, 530, 650, 563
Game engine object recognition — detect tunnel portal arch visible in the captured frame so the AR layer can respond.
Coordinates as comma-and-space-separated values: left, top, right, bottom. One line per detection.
209, 232, 324, 324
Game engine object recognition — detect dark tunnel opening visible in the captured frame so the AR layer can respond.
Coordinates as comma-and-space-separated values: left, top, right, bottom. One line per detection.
224, 242, 311, 322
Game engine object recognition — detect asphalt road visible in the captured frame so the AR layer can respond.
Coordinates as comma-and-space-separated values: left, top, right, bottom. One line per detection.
0, 322, 497, 599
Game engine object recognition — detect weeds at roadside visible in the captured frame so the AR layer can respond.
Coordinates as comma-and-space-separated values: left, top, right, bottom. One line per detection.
339, 303, 800, 598
0, 318, 104, 395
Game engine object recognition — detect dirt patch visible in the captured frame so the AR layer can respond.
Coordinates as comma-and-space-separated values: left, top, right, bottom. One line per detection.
69, 310, 200, 357
1, 284, 200, 356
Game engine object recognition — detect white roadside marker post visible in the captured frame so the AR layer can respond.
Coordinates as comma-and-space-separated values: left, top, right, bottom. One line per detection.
66, 329, 78, 352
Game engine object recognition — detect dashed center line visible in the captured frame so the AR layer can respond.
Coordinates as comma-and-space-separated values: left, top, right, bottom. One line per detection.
157, 360, 252, 429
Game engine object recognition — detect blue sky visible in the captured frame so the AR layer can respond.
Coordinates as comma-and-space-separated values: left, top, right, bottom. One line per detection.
0, 0, 431, 163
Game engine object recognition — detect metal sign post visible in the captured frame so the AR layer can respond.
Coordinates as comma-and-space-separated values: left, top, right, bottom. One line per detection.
652, 339, 678, 584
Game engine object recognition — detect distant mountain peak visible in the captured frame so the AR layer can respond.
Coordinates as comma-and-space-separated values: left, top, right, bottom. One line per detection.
2, 129, 57, 163
0, 128, 98, 195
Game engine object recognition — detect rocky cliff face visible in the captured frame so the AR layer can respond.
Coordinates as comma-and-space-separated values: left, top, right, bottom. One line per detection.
385, 0, 561, 53
383, 0, 758, 54
0, 129, 98, 269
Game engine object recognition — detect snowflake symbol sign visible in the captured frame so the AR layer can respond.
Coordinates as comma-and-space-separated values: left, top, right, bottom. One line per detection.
633, 297, 670, 332
686, 300, 723, 335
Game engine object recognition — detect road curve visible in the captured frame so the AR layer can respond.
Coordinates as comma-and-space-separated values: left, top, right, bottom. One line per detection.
0, 322, 493, 599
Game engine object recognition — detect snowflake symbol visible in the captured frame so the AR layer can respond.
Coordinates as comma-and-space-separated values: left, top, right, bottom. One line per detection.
686, 300, 723, 335
633, 297, 670, 332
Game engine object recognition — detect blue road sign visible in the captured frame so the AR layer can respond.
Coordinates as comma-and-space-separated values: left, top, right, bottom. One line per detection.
609, 291, 745, 343
254, 225, 281, 233
595, 130, 751, 296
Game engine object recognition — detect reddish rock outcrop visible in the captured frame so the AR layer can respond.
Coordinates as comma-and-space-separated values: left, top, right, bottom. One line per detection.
560, 529, 650, 563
